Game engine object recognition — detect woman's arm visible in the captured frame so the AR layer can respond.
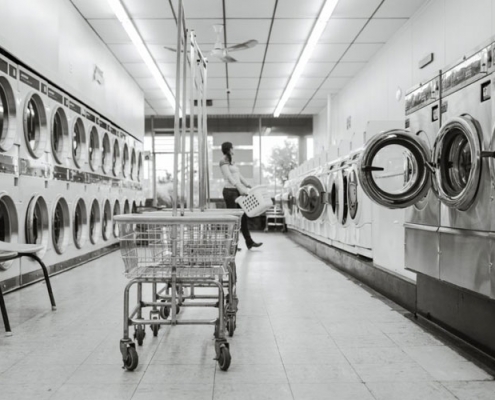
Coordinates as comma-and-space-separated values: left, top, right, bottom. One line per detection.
220, 163, 249, 194
239, 174, 251, 189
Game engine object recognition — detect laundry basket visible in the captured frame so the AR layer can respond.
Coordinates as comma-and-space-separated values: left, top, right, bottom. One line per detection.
235, 185, 273, 217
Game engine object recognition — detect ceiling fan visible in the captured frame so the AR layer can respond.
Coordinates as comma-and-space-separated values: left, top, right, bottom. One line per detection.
164, 24, 258, 63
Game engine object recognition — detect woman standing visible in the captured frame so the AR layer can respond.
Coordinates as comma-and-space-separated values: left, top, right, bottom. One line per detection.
220, 142, 262, 250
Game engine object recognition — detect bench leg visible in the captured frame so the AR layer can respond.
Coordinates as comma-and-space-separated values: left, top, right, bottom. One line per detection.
19, 253, 57, 311
0, 286, 12, 336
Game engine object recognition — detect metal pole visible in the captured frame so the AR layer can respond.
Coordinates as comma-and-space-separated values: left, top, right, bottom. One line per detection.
151, 116, 157, 207
202, 60, 209, 208
259, 117, 262, 185
180, 20, 188, 215
172, 0, 183, 216
189, 32, 196, 211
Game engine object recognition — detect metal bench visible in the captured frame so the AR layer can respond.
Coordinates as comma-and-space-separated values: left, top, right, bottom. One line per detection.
0, 242, 57, 336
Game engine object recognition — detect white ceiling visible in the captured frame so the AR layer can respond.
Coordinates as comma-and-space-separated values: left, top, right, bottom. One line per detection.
70, 0, 428, 117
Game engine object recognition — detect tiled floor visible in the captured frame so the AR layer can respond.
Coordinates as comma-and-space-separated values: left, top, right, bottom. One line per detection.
1, 233, 494, 399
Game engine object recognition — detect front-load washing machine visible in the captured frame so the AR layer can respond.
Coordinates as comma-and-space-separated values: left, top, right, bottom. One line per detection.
296, 167, 327, 235
18, 66, 51, 180
0, 53, 19, 176
325, 160, 339, 243
403, 74, 442, 277
435, 42, 494, 296
65, 97, 87, 183
281, 181, 295, 227
347, 149, 373, 258
0, 182, 21, 287
331, 156, 356, 254
356, 40, 495, 297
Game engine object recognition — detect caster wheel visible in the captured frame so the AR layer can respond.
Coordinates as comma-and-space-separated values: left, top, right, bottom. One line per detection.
124, 347, 139, 371
217, 345, 231, 371
227, 317, 235, 337
152, 323, 159, 337
160, 305, 170, 319
134, 325, 145, 346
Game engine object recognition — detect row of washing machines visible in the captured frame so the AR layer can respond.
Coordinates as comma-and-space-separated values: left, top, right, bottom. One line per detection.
0, 50, 145, 291
281, 38, 495, 300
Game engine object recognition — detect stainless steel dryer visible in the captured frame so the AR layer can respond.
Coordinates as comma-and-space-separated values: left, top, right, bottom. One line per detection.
356, 42, 495, 297
436, 42, 494, 296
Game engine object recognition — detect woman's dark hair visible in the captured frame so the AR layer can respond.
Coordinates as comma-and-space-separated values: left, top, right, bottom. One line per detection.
221, 142, 233, 164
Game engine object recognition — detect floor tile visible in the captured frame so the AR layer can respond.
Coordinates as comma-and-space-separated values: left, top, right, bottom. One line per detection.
291, 383, 375, 400
352, 362, 434, 382
213, 383, 293, 400
340, 346, 415, 365
214, 363, 289, 384
366, 381, 457, 400
51, 383, 137, 400
66, 364, 145, 385
132, 384, 214, 400
284, 364, 360, 384
441, 380, 495, 400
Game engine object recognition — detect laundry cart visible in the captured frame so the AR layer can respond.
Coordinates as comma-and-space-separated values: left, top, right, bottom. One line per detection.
142, 209, 243, 337
115, 213, 239, 372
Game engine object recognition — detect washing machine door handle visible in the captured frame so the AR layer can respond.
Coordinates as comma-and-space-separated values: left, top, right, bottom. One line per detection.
481, 151, 495, 158
361, 165, 384, 172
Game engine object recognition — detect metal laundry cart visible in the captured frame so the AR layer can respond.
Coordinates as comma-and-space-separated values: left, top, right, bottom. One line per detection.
115, 213, 239, 371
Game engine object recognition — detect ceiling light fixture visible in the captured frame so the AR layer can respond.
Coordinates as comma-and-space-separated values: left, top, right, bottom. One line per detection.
273, 0, 339, 117
107, 0, 175, 110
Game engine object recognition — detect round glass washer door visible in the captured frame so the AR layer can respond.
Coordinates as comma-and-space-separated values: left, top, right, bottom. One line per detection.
433, 115, 482, 211
102, 200, 111, 241
25, 195, 49, 257
112, 139, 120, 177
347, 167, 359, 222
0, 193, 19, 270
297, 175, 326, 221
72, 118, 86, 168
88, 127, 101, 172
73, 199, 88, 249
357, 129, 432, 209
101, 133, 112, 174
52, 197, 70, 254
325, 170, 338, 224
24, 93, 48, 158
113, 200, 121, 238
89, 200, 101, 244
51, 107, 69, 165
0, 76, 17, 152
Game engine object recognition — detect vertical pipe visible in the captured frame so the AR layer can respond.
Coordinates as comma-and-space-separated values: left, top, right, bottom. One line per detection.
180, 19, 188, 215
189, 32, 196, 211
151, 116, 157, 207
202, 61, 209, 207
197, 72, 204, 210
172, 0, 183, 216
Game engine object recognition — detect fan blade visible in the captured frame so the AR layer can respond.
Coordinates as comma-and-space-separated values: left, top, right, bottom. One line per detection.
217, 54, 237, 63
226, 40, 258, 52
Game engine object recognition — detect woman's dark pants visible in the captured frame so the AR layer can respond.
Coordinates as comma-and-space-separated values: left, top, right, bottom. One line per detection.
222, 188, 253, 246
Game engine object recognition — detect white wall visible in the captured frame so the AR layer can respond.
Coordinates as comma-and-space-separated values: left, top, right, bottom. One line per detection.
330, 0, 495, 145
0, 0, 144, 138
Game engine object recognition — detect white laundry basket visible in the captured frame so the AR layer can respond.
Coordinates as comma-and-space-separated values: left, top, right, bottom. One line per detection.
235, 185, 273, 217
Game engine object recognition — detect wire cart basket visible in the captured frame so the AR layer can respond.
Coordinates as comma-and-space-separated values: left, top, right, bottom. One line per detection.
115, 213, 239, 371
140, 209, 243, 333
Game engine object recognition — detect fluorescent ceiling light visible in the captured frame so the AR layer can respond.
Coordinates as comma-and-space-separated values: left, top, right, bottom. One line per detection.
273, 0, 339, 117
107, 0, 175, 110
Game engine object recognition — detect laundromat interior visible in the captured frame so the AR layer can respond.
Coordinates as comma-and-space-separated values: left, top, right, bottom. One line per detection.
1, 0, 495, 399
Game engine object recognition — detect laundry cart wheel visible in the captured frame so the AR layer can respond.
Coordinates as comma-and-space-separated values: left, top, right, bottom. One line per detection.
227, 316, 236, 337
152, 323, 159, 337
134, 325, 145, 346
124, 347, 139, 371
217, 345, 231, 371
159, 302, 170, 319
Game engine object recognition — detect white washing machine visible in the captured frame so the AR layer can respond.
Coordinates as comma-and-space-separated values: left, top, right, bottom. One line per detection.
347, 149, 373, 258
324, 160, 339, 243
111, 128, 122, 179
0, 182, 21, 285
65, 96, 87, 180
18, 66, 51, 180
331, 156, 356, 254
0, 53, 19, 176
